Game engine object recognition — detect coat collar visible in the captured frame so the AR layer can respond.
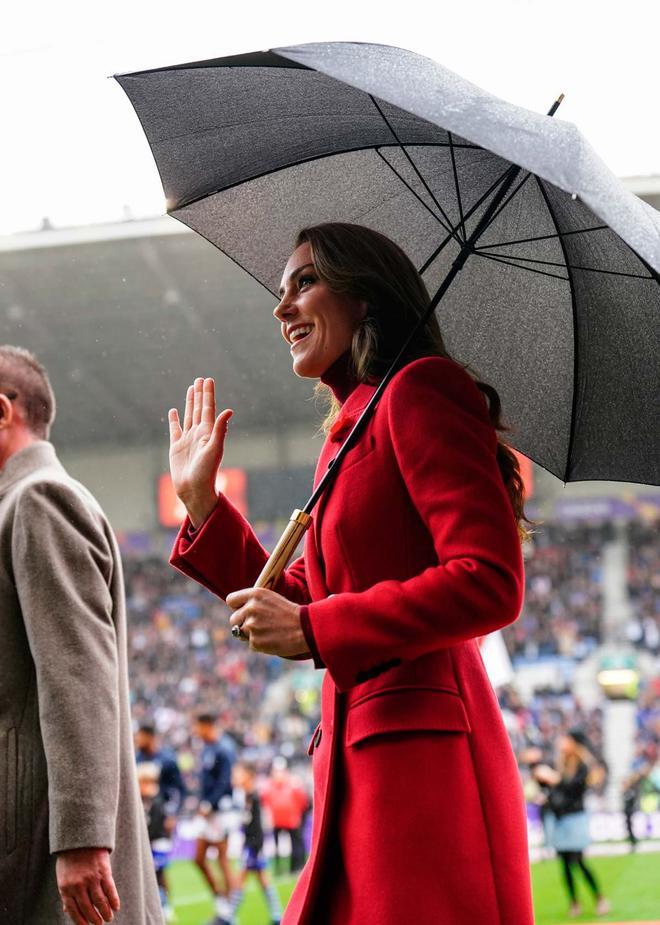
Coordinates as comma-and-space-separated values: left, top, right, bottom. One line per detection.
327, 381, 378, 442
0, 441, 61, 496
320, 351, 380, 442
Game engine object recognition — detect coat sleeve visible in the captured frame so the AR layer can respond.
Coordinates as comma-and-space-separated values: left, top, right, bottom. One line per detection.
12, 479, 120, 853
170, 491, 311, 604
305, 357, 525, 692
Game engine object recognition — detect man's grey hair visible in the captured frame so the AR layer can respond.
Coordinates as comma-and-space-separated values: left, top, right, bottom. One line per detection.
0, 346, 56, 439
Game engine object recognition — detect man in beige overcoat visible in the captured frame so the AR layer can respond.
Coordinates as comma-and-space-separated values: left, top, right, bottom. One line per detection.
0, 346, 163, 925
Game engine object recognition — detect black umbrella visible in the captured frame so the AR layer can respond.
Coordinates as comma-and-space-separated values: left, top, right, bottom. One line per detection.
116, 42, 660, 586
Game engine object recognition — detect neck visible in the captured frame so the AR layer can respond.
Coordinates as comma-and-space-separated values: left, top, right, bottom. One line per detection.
0, 430, 38, 472
320, 350, 359, 404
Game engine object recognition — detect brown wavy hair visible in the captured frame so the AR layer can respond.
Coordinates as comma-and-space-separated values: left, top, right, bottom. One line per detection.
295, 222, 536, 543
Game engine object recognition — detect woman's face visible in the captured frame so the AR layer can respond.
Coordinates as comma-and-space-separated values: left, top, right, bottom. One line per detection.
274, 242, 366, 379
558, 735, 576, 757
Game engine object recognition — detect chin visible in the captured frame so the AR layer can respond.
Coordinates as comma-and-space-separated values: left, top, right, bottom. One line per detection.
292, 361, 322, 379
291, 354, 326, 379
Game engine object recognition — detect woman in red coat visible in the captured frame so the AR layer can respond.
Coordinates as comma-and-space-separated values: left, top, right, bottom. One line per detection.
168, 223, 535, 924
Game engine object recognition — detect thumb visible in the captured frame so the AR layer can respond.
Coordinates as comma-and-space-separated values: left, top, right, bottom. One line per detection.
209, 409, 233, 449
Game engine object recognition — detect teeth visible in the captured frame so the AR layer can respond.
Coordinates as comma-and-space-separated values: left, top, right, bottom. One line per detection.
291, 325, 313, 342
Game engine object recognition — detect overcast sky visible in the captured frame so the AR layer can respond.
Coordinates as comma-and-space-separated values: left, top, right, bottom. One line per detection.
2, 0, 658, 235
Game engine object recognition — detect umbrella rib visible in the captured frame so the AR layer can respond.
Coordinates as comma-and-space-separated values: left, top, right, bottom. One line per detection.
475, 251, 653, 280
418, 163, 516, 275
368, 94, 465, 248
481, 172, 532, 231
447, 132, 467, 242
474, 251, 569, 281
535, 178, 580, 483
374, 149, 458, 236
170, 143, 479, 213
476, 225, 610, 249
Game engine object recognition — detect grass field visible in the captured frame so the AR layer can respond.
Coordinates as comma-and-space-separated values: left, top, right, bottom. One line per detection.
167, 851, 660, 924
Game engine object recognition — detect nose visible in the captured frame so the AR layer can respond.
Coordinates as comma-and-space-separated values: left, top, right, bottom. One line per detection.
273, 293, 297, 322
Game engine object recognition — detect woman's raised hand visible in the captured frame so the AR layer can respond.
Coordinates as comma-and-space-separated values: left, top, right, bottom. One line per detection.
168, 378, 233, 528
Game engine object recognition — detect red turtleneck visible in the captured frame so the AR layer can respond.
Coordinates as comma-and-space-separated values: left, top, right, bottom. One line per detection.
319, 349, 360, 404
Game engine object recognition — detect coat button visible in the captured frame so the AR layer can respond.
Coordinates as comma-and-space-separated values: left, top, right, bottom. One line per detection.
313, 726, 322, 749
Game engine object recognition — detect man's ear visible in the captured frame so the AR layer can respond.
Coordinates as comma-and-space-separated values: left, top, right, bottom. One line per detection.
0, 394, 13, 430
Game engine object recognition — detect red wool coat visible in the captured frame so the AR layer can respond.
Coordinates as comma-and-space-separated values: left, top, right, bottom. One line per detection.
171, 356, 534, 925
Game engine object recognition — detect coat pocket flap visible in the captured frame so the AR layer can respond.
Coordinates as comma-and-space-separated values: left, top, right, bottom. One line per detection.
346, 687, 471, 747
307, 722, 322, 756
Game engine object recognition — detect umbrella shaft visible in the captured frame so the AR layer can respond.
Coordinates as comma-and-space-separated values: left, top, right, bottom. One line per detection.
303, 160, 524, 516
256, 95, 565, 589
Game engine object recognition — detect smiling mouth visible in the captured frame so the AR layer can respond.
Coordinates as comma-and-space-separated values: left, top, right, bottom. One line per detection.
289, 325, 314, 348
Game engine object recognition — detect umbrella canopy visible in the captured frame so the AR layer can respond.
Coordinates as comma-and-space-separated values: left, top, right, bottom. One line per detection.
116, 42, 660, 486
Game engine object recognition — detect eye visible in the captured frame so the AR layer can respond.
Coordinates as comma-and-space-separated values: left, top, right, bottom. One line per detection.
298, 274, 315, 289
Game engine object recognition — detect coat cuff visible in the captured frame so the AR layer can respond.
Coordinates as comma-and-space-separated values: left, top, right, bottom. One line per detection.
304, 596, 402, 691
184, 499, 220, 539
300, 605, 325, 669
49, 797, 115, 854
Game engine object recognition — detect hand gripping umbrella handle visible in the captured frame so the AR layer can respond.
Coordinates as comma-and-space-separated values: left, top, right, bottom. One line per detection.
255, 509, 312, 590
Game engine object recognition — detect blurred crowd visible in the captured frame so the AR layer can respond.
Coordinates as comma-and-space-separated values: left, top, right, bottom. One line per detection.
125, 554, 318, 774
502, 522, 612, 662
625, 520, 660, 655
498, 685, 605, 776
123, 518, 659, 783
125, 531, 616, 899
125, 521, 620, 766
122, 517, 658, 920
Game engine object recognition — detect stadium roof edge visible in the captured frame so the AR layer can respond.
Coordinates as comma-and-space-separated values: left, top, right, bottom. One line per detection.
0, 177, 657, 253
621, 174, 660, 195
0, 215, 189, 253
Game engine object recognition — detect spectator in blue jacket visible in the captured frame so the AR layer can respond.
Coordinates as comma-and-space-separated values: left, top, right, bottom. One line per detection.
193, 713, 237, 925
135, 723, 187, 814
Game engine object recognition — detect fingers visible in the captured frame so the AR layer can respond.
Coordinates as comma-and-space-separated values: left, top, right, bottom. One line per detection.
101, 876, 121, 913
226, 587, 257, 610
201, 377, 216, 427
61, 883, 115, 925
168, 408, 182, 443
228, 590, 254, 643
90, 884, 116, 922
61, 896, 88, 925
209, 408, 233, 450
229, 608, 247, 630
180, 378, 227, 436
75, 890, 104, 925
192, 377, 204, 427
183, 384, 194, 431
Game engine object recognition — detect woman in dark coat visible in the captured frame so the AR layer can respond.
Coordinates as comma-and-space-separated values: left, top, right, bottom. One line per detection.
534, 729, 610, 917
168, 223, 535, 924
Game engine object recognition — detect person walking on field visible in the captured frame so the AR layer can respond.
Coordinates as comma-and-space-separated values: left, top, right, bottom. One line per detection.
534, 729, 611, 918
229, 761, 282, 925
192, 714, 236, 925
135, 723, 187, 816
0, 346, 162, 925
168, 223, 535, 924
262, 757, 308, 874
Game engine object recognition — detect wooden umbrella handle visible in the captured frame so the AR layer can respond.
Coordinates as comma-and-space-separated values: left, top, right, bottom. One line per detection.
255, 509, 312, 590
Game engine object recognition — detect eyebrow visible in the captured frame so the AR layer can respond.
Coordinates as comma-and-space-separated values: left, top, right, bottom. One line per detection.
278, 262, 315, 297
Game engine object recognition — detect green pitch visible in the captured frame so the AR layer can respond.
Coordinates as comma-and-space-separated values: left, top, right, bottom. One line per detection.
167, 852, 660, 925
167, 862, 294, 925
531, 852, 660, 924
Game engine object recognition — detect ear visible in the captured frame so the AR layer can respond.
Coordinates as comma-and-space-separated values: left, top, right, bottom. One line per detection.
0, 394, 13, 430
356, 299, 369, 322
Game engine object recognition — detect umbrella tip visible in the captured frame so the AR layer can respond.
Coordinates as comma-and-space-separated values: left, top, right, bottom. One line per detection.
547, 93, 565, 117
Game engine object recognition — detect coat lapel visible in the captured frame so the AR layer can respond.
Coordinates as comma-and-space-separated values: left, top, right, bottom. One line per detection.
309, 383, 376, 592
